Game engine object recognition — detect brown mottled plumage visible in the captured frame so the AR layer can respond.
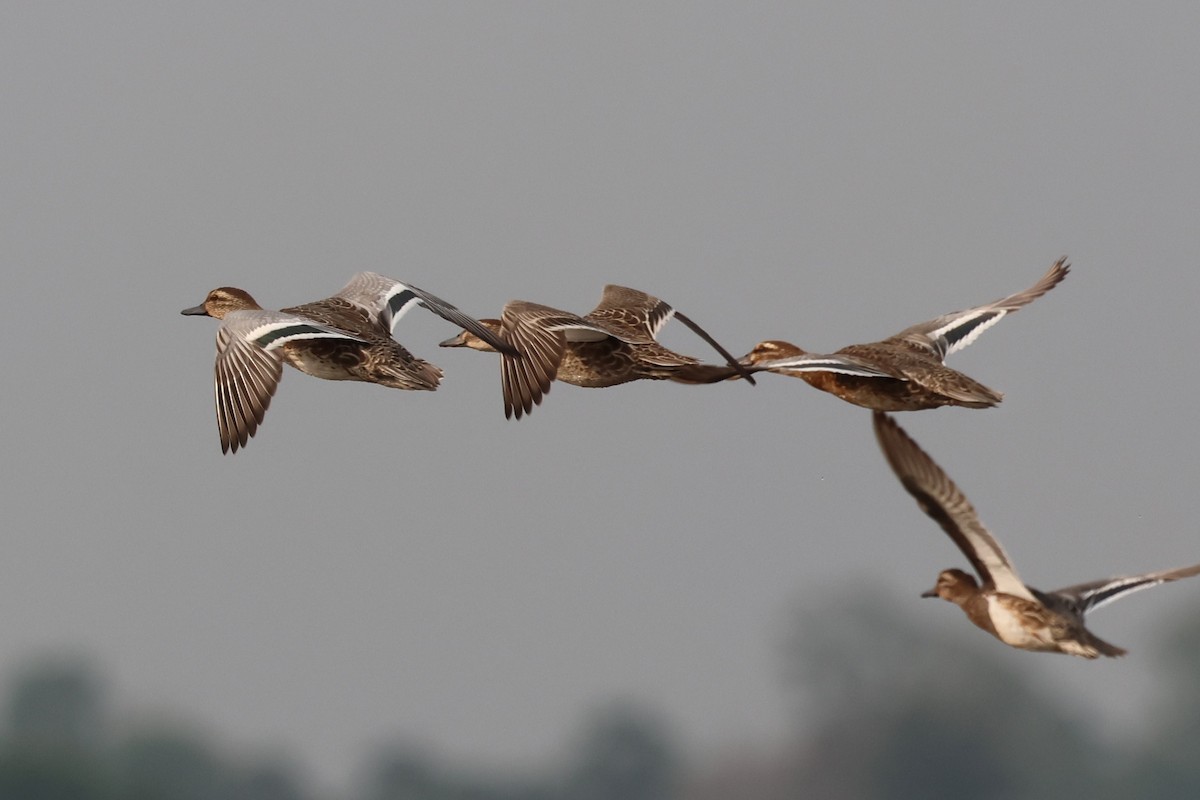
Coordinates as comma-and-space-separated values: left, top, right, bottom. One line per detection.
182, 273, 514, 453
874, 412, 1200, 658
439, 284, 753, 419
740, 258, 1070, 411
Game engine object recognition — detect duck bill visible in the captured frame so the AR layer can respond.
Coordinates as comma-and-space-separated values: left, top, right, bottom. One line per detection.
920, 587, 939, 598
438, 331, 469, 347
181, 303, 210, 316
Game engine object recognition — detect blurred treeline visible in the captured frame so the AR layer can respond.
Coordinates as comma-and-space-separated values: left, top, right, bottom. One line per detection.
3, 593, 1199, 800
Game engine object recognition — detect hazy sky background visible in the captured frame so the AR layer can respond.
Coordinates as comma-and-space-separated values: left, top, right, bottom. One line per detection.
4, 2, 1199, 790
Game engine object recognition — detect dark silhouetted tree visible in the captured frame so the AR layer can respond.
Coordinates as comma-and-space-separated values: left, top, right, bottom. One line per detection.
0, 654, 114, 799
358, 746, 445, 800
781, 587, 1105, 800
224, 760, 308, 800
6, 654, 106, 752
114, 726, 227, 800
562, 703, 679, 800
1114, 608, 1200, 798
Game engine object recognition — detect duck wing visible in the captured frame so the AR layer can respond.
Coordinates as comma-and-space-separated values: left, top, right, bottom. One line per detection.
888, 257, 1069, 361
336, 272, 518, 355
873, 412, 1037, 601
499, 301, 614, 419
1051, 562, 1200, 614
588, 285, 754, 382
213, 310, 364, 453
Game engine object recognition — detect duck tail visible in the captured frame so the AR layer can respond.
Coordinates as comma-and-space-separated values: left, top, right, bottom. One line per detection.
1086, 632, 1128, 659
375, 359, 443, 391
937, 375, 1004, 408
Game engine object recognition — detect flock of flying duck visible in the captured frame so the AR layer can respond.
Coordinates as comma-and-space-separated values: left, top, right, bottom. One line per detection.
183, 257, 1200, 659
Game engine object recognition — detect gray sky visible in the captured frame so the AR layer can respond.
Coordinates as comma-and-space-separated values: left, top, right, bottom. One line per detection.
3, 1, 1199, 788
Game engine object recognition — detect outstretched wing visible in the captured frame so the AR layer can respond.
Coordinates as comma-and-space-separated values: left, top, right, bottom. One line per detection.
586, 284, 677, 342
213, 310, 363, 454
1052, 562, 1200, 614
336, 272, 518, 355
499, 301, 613, 419
872, 412, 1038, 601
589, 285, 755, 383
889, 258, 1069, 360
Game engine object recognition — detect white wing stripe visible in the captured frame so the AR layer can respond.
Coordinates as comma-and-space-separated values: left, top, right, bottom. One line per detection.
247, 321, 365, 350
646, 305, 676, 338
931, 310, 1007, 358
1078, 577, 1168, 613
383, 285, 422, 330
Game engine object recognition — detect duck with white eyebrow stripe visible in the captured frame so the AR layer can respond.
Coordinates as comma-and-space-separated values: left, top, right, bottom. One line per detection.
182, 272, 517, 454
735, 258, 1070, 411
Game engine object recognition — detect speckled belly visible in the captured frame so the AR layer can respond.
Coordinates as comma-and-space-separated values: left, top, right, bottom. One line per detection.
554, 344, 641, 388
282, 342, 364, 381
281, 340, 439, 390
985, 596, 1054, 651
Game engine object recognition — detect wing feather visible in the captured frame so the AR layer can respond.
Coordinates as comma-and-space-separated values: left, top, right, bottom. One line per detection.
1053, 562, 1200, 614
336, 272, 518, 355
213, 324, 284, 453
498, 301, 582, 419
890, 258, 1069, 360
873, 412, 1037, 601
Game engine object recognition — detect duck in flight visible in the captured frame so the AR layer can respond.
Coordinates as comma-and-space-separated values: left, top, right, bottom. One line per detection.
183, 272, 516, 453
872, 411, 1200, 658
739, 258, 1069, 411
439, 284, 754, 419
